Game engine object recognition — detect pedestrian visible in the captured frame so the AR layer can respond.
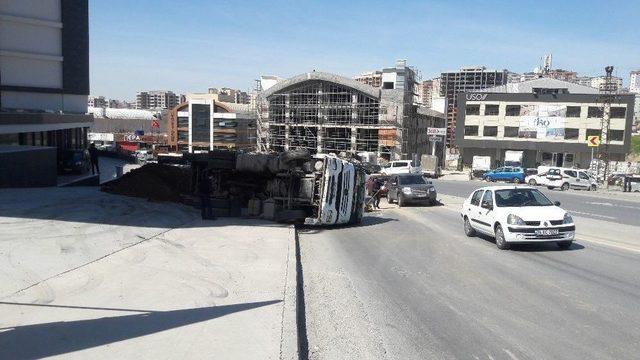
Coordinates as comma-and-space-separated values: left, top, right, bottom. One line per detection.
623, 162, 633, 192
372, 178, 384, 209
199, 171, 215, 220
88, 143, 100, 175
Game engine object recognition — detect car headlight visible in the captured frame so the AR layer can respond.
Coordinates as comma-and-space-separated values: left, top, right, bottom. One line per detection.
402, 187, 412, 195
563, 213, 573, 224
507, 214, 526, 225
75, 161, 83, 165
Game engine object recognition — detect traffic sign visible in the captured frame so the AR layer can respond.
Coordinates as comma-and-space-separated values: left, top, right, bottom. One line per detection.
429, 136, 442, 142
427, 127, 447, 136
587, 135, 600, 147
152, 119, 160, 128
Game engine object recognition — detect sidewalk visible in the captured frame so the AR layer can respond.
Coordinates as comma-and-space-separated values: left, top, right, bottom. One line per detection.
0, 187, 296, 359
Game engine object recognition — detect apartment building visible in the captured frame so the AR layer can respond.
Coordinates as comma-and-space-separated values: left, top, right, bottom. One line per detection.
455, 78, 635, 168
88, 95, 107, 108
631, 71, 640, 94
135, 90, 180, 110
207, 88, 250, 104
354, 71, 383, 88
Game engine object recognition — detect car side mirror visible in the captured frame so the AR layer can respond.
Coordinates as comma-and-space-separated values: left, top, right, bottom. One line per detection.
554, 201, 561, 206
481, 200, 493, 210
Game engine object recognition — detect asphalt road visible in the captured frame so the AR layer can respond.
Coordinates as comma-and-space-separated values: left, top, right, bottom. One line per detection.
299, 203, 640, 359
433, 179, 640, 227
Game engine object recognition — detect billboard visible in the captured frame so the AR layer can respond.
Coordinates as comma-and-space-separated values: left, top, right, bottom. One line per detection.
518, 104, 566, 140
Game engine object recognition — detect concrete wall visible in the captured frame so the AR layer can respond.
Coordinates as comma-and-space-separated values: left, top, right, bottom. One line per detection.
0, 146, 57, 187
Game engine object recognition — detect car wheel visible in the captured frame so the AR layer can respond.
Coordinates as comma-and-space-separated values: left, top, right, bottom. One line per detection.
590, 184, 597, 191
529, 179, 537, 186
464, 216, 476, 237
397, 194, 405, 207
547, 186, 555, 190
557, 241, 572, 249
495, 224, 510, 250
387, 194, 394, 204
513, 177, 521, 184
561, 182, 570, 191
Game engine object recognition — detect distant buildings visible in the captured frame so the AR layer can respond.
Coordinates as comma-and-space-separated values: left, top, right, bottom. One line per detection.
419, 80, 434, 108
354, 71, 383, 88
207, 88, 250, 104
439, 67, 508, 145
629, 71, 640, 94
135, 90, 180, 110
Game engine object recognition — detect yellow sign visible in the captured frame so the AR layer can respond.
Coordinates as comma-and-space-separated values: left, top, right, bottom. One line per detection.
587, 135, 600, 147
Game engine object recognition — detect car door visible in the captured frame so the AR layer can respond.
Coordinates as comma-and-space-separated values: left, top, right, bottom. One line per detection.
576, 171, 590, 189
563, 170, 578, 188
476, 190, 495, 234
465, 189, 484, 229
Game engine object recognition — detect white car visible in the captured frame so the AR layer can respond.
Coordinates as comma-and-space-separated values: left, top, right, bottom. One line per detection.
460, 185, 575, 250
381, 160, 422, 175
526, 167, 597, 191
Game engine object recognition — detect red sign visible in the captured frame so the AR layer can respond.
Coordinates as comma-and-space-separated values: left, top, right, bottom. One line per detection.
152, 119, 160, 128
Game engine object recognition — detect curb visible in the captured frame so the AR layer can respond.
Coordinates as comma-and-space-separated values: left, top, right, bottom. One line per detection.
280, 225, 299, 360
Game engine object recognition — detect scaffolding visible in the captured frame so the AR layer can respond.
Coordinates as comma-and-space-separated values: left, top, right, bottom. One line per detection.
266, 80, 393, 154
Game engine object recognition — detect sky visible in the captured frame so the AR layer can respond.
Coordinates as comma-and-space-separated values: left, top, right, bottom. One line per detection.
90, 0, 640, 100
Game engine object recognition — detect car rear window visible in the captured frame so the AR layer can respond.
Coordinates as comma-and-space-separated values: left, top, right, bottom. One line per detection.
399, 175, 426, 185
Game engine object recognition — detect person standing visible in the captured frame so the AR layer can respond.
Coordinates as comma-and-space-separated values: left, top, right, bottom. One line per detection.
88, 143, 100, 175
199, 172, 215, 220
624, 162, 634, 192
372, 178, 384, 209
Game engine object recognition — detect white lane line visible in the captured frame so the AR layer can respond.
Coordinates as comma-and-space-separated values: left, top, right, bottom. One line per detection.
569, 211, 615, 220
586, 202, 640, 210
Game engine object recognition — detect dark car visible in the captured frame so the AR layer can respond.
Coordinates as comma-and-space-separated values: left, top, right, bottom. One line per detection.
59, 149, 91, 174
386, 174, 437, 207
366, 175, 390, 197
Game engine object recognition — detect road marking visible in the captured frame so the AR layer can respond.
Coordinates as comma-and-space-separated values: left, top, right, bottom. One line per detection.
586, 202, 640, 210
569, 211, 615, 220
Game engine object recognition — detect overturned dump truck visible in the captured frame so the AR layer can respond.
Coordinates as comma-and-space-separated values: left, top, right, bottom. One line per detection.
185, 150, 366, 226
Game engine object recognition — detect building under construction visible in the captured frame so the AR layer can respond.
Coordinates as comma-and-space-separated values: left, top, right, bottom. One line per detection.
261, 70, 445, 162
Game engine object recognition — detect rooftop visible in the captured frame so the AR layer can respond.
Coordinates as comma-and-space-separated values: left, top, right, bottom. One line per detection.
480, 78, 599, 94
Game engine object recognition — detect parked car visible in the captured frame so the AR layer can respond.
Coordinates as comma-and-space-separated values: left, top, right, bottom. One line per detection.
607, 173, 626, 186
381, 160, 422, 175
483, 167, 525, 183
366, 175, 390, 197
460, 186, 575, 250
546, 168, 597, 191
386, 174, 437, 207
59, 149, 91, 174
526, 167, 559, 187
629, 176, 640, 192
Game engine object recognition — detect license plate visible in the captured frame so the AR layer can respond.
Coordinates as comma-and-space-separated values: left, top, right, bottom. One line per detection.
535, 229, 559, 236
415, 194, 426, 197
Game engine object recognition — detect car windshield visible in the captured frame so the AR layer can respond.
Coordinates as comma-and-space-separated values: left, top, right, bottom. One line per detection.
494, 188, 554, 207
399, 175, 426, 185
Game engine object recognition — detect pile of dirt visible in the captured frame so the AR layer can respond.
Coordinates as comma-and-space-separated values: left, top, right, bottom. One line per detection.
101, 163, 191, 202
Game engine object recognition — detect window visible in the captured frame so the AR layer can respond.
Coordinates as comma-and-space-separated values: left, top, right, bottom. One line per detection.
566, 106, 581, 118
610, 107, 626, 119
464, 126, 479, 136
494, 189, 553, 207
481, 190, 493, 208
483, 126, 498, 137
579, 172, 590, 180
470, 190, 483, 206
505, 105, 521, 116
177, 117, 189, 128
588, 106, 603, 118
466, 105, 480, 115
586, 129, 601, 139
382, 82, 394, 89
609, 130, 624, 141
484, 104, 499, 116
504, 126, 519, 138
392, 162, 409, 167
564, 128, 580, 140
564, 170, 577, 178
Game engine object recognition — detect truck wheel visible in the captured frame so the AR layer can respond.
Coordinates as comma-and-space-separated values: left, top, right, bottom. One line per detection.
561, 182, 570, 191
528, 179, 537, 186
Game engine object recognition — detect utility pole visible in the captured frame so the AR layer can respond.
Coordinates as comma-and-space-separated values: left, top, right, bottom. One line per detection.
598, 66, 615, 189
